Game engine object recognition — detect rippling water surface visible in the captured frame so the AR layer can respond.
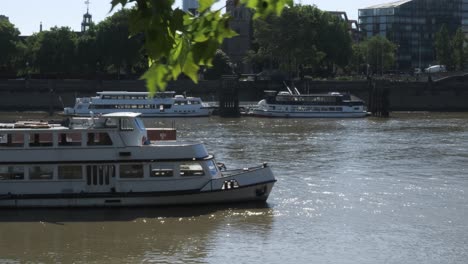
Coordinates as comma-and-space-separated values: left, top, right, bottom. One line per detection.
1, 112, 467, 263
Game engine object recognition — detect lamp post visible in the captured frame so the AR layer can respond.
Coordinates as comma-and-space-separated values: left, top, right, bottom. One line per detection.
25, 61, 30, 79
381, 42, 384, 76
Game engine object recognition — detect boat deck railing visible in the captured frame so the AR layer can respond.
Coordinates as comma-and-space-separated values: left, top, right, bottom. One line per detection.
220, 163, 269, 177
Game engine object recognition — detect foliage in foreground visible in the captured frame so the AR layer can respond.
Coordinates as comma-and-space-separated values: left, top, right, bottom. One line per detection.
110, 0, 293, 94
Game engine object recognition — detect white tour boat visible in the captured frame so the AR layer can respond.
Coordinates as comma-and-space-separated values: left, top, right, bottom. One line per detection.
252, 88, 367, 118
64, 91, 212, 117
0, 113, 275, 208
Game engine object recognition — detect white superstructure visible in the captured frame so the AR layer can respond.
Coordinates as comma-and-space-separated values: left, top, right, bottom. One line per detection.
64, 91, 212, 117
0, 113, 275, 207
252, 89, 368, 118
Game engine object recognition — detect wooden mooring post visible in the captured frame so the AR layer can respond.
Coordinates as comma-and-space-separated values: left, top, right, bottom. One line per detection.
368, 80, 390, 117
218, 75, 240, 117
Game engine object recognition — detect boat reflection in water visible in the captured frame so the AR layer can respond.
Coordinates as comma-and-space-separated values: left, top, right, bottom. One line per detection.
0, 203, 274, 263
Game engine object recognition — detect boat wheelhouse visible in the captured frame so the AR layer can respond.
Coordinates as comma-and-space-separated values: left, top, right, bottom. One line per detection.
0, 113, 275, 208
64, 91, 212, 117
252, 89, 367, 118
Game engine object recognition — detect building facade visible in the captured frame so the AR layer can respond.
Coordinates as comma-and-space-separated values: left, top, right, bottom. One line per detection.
223, 0, 253, 74
327, 11, 362, 42
359, 0, 468, 71
182, 0, 199, 14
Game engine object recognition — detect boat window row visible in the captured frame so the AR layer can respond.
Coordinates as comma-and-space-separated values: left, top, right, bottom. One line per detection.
97, 98, 201, 104
102, 95, 149, 100
0, 161, 216, 181
276, 95, 340, 103
269, 106, 345, 112
174, 100, 201, 105
0, 132, 113, 148
89, 104, 174, 110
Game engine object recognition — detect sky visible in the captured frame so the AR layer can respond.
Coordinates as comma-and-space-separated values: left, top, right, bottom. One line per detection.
1, 0, 381, 36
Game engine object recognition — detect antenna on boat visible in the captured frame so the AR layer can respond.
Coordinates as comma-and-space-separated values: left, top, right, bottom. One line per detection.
283, 81, 293, 95
58, 95, 65, 109
292, 82, 301, 95
287, 81, 301, 95
294, 87, 301, 95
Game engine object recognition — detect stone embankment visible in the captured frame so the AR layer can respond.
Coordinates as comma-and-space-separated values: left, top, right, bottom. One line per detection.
0, 72, 467, 112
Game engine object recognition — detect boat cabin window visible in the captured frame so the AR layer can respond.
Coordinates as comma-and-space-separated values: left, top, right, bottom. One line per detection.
29, 165, 54, 180
120, 118, 134, 131
104, 118, 118, 128
135, 118, 145, 131
0, 166, 24, 180
87, 132, 112, 146
29, 133, 53, 147
150, 164, 174, 177
0, 133, 24, 147
180, 162, 205, 177
120, 164, 144, 178
58, 132, 82, 146
58, 165, 83, 180
207, 160, 218, 176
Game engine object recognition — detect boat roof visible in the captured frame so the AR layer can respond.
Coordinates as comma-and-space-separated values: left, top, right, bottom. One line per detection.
277, 93, 344, 97
102, 112, 142, 118
363, 0, 412, 9
96, 91, 175, 95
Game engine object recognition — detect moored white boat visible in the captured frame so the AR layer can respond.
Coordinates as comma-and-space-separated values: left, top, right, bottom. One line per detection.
0, 113, 275, 208
252, 89, 367, 118
63, 91, 212, 117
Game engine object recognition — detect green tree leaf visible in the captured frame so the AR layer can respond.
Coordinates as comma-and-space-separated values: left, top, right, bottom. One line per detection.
113, 0, 292, 92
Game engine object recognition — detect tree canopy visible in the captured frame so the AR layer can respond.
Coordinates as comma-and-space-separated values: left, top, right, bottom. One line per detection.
0, 16, 21, 72
34, 27, 78, 74
435, 26, 467, 71
95, 9, 145, 77
204, 49, 233, 80
350, 35, 397, 75
247, 5, 352, 78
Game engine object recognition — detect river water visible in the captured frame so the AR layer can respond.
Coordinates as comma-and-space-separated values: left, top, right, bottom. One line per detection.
0, 112, 467, 263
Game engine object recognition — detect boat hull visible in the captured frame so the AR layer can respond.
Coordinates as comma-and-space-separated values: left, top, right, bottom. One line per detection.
64, 109, 212, 117
252, 110, 368, 118
0, 181, 275, 208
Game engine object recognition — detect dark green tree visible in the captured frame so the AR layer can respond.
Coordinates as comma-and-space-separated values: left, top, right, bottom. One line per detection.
0, 16, 21, 73
349, 42, 368, 75
248, 5, 352, 78
435, 25, 452, 69
32, 27, 77, 75
95, 9, 144, 78
316, 12, 352, 75
204, 49, 232, 80
357, 35, 397, 75
451, 28, 465, 71
76, 26, 99, 76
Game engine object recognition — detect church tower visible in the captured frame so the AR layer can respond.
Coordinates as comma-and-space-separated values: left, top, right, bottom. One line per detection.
81, 0, 93, 32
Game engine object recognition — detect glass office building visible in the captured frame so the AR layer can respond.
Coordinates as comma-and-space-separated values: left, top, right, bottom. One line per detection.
359, 0, 468, 71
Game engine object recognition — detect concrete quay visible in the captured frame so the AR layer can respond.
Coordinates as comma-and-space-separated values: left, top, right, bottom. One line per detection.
0, 73, 467, 113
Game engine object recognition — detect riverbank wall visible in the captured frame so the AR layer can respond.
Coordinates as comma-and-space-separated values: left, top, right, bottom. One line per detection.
0, 75, 467, 112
